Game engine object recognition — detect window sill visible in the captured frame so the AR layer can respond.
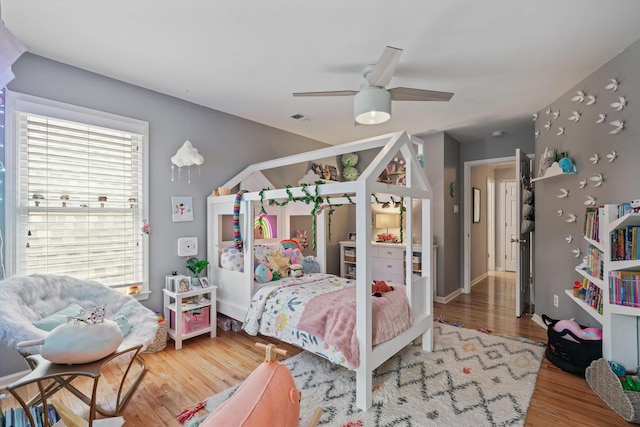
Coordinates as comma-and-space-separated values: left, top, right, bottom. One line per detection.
116, 288, 151, 301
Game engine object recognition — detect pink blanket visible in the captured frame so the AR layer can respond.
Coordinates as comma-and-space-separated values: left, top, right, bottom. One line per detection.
297, 284, 413, 369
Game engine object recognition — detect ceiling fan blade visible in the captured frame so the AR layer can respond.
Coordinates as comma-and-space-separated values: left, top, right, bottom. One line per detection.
389, 87, 454, 101
366, 46, 403, 88
293, 90, 358, 97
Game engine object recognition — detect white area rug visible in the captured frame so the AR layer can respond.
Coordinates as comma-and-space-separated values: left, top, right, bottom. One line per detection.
204, 322, 545, 427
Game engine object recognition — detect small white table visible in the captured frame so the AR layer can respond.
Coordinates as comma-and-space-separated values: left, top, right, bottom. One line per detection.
163, 286, 217, 350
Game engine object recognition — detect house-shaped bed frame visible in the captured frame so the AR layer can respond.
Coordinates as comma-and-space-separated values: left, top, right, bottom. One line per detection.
206, 130, 433, 411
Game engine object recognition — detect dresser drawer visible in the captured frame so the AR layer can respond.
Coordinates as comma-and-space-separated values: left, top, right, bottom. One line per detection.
372, 256, 403, 275
377, 246, 403, 260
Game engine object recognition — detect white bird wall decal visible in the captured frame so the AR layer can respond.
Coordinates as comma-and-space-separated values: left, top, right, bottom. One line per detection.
566, 235, 573, 243
586, 95, 597, 105
605, 78, 619, 92
544, 121, 552, 130
532, 113, 538, 121
607, 151, 617, 162
553, 110, 560, 119
610, 96, 627, 111
590, 174, 604, 187
558, 188, 569, 198
572, 247, 582, 258
545, 107, 552, 115
571, 91, 586, 103
596, 113, 606, 124
609, 120, 625, 134
569, 111, 581, 122
589, 153, 600, 164
566, 213, 577, 223
557, 127, 565, 135
534, 129, 540, 138
579, 179, 587, 188
558, 209, 563, 216
584, 196, 596, 206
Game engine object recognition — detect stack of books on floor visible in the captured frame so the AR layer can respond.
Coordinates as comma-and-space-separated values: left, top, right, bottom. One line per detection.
2, 404, 60, 427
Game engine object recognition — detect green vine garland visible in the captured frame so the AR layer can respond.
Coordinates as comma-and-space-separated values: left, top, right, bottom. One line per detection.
258, 185, 406, 248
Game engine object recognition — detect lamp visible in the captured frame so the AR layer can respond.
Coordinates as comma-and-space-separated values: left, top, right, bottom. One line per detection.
375, 214, 400, 242
354, 87, 391, 125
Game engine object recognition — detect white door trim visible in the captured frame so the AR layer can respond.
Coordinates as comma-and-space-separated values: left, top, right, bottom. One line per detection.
463, 156, 516, 294
487, 177, 495, 271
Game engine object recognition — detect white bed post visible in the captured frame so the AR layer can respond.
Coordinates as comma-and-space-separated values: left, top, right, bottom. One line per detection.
354, 179, 373, 411
421, 196, 433, 351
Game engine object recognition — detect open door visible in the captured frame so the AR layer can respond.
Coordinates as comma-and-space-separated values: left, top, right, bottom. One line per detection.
515, 149, 534, 317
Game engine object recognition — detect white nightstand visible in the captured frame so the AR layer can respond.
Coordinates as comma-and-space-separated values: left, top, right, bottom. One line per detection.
163, 286, 217, 350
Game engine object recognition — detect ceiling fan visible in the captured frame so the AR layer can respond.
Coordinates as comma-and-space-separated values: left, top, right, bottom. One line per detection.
293, 46, 454, 125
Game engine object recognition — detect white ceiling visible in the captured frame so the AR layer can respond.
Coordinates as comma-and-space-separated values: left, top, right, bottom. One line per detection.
4, 1, 640, 145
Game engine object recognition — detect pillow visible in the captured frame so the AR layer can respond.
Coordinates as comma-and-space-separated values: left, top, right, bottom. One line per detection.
221, 246, 244, 272
254, 243, 283, 265
33, 303, 84, 332
20, 319, 123, 364
266, 251, 290, 278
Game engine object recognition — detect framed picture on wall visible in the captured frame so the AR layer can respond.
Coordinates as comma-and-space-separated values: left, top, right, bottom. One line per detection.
473, 187, 481, 223
172, 196, 193, 222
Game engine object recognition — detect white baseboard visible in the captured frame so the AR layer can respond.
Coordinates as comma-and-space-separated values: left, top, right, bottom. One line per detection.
531, 313, 547, 330
470, 272, 488, 287
435, 288, 462, 304
0, 369, 30, 389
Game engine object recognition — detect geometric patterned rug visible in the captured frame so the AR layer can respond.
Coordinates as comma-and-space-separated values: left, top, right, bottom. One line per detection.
202, 322, 546, 427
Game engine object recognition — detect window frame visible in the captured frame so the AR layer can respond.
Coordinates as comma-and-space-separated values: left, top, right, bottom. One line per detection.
4, 90, 150, 296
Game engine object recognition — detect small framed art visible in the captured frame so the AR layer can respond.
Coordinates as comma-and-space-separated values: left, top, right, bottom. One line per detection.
169, 275, 191, 293
199, 277, 212, 288
172, 196, 193, 222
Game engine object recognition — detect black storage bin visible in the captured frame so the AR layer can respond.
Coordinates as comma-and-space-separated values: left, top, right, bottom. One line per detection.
543, 314, 602, 376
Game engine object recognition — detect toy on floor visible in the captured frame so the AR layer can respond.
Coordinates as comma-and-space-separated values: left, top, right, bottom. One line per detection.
197, 343, 324, 427
553, 318, 602, 342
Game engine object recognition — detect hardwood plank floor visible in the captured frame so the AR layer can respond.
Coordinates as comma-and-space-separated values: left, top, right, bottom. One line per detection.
1, 272, 626, 426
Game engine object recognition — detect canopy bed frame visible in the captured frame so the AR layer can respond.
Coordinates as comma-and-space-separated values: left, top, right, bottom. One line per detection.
206, 130, 433, 411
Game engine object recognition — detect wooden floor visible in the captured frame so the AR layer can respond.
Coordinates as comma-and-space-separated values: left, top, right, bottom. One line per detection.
1, 272, 627, 426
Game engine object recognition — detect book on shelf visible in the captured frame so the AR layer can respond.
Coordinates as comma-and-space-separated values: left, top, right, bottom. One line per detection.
610, 225, 640, 261
609, 270, 640, 308
583, 207, 600, 242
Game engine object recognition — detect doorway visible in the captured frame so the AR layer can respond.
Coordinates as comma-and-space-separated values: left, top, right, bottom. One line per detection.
463, 157, 516, 292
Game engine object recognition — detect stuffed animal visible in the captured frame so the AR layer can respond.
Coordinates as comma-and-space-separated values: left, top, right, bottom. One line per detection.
301, 256, 320, 274
553, 318, 602, 342
371, 280, 394, 297
255, 264, 273, 284
284, 247, 303, 265
289, 264, 303, 278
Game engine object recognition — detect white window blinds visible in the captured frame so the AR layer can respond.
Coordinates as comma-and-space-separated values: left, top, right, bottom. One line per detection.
13, 111, 147, 288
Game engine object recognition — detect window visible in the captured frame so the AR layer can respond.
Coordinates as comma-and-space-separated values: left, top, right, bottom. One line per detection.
5, 91, 149, 292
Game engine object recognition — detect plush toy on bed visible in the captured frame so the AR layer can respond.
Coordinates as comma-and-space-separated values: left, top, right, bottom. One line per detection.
255, 264, 273, 284
284, 247, 303, 265
301, 256, 320, 274
371, 280, 394, 297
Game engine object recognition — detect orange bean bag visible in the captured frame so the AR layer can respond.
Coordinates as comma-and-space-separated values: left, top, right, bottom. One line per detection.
200, 345, 301, 427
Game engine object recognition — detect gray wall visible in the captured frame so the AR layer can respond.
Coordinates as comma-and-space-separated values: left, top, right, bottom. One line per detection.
535, 37, 640, 326
469, 164, 493, 281
418, 132, 461, 298
0, 53, 329, 376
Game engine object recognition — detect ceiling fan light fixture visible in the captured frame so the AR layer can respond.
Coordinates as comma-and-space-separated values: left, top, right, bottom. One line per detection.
354, 87, 391, 125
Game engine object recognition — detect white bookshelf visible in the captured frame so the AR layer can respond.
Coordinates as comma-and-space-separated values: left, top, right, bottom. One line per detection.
570, 205, 640, 370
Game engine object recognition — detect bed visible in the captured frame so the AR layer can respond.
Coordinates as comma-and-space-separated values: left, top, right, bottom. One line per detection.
206, 130, 433, 411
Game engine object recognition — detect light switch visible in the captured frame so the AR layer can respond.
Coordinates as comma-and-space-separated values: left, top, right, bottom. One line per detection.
453, 205, 459, 213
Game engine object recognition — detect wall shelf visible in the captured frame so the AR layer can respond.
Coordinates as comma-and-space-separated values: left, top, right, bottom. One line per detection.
531, 161, 577, 182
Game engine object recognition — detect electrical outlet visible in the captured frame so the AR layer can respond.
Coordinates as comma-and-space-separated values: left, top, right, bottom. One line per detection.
553, 294, 559, 308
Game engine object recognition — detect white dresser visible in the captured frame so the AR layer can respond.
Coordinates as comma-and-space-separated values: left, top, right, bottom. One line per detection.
339, 241, 431, 285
